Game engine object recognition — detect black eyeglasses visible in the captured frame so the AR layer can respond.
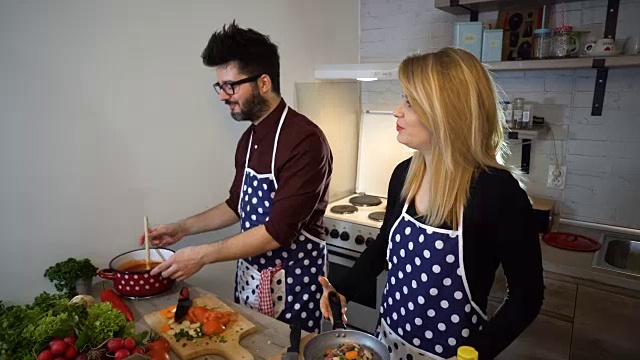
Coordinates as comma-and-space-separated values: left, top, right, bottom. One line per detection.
213, 73, 263, 96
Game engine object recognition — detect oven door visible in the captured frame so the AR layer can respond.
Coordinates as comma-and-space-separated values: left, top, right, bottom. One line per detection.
327, 245, 387, 334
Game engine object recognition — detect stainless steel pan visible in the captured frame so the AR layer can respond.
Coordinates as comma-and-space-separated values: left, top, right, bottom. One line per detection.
302, 292, 389, 360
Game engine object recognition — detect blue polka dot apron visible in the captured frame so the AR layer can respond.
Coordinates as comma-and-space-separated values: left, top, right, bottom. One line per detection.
378, 203, 487, 359
233, 106, 327, 333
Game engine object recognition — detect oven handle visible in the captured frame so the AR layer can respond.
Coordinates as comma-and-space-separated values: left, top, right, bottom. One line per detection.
328, 250, 357, 267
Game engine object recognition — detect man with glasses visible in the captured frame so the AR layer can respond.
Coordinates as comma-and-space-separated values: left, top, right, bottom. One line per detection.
145, 21, 332, 333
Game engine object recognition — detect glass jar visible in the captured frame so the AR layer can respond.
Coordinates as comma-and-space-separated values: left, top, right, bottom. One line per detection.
532, 28, 552, 59
551, 26, 579, 58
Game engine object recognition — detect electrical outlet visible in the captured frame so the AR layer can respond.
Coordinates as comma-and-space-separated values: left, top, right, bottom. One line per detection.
547, 165, 567, 189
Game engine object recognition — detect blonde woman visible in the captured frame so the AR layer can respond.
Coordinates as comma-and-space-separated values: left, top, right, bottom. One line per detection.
319, 48, 544, 359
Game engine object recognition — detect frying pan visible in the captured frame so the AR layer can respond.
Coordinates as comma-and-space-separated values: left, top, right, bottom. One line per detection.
302, 292, 390, 360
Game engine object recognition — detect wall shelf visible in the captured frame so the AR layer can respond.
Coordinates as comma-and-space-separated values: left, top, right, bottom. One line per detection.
435, 0, 585, 15
504, 125, 547, 174
436, 0, 625, 116
484, 55, 640, 71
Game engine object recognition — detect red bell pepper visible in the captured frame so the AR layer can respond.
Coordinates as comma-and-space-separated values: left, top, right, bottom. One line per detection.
100, 285, 134, 321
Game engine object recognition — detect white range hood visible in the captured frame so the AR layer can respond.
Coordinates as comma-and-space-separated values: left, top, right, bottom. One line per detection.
314, 63, 398, 81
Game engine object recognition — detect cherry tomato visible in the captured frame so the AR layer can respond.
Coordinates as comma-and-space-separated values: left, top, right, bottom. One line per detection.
146, 337, 170, 353
146, 349, 169, 360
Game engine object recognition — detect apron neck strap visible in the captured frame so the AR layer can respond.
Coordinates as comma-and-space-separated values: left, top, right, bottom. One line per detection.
271, 106, 288, 186
243, 106, 289, 176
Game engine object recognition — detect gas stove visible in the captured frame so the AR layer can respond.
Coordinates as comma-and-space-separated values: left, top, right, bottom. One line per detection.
323, 193, 387, 254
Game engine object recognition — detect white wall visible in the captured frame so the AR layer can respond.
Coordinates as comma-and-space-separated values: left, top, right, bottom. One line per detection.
359, 0, 640, 229
0, 0, 359, 304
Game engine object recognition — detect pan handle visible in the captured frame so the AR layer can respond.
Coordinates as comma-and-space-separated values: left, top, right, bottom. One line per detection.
328, 291, 346, 330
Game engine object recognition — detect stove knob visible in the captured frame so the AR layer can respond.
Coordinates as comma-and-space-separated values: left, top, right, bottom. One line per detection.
365, 237, 375, 246
329, 229, 340, 238
324, 227, 329, 236
339, 231, 350, 241
355, 235, 365, 245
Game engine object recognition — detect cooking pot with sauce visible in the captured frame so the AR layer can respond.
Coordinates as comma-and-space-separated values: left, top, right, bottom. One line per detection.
98, 248, 175, 298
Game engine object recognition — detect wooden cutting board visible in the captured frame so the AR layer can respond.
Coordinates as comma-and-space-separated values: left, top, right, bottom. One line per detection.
143, 294, 258, 360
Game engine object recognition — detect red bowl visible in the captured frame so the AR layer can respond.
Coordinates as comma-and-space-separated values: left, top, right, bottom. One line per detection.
98, 248, 175, 298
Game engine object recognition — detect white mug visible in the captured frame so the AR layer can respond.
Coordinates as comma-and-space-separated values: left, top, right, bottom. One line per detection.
624, 36, 640, 55
584, 38, 618, 55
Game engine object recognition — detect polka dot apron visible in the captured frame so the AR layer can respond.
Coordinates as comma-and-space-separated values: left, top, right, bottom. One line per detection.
378, 203, 487, 360
233, 106, 327, 333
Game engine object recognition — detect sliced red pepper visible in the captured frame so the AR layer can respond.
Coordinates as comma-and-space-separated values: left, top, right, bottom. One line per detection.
101, 285, 134, 321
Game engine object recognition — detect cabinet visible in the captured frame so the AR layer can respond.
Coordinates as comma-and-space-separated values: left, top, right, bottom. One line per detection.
487, 273, 575, 360
570, 286, 640, 360
497, 312, 572, 360
488, 270, 640, 359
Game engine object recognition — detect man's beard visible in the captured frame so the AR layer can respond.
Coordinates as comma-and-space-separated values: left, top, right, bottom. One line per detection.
227, 86, 270, 122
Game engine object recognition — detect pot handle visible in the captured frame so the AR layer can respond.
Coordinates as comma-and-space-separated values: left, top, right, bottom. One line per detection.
328, 291, 346, 330
98, 268, 115, 280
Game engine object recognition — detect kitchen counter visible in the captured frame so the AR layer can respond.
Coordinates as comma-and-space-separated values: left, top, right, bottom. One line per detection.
541, 223, 640, 293
93, 283, 300, 360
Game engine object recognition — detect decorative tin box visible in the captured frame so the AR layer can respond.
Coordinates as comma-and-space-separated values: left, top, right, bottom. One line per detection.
453, 22, 483, 59
482, 29, 504, 62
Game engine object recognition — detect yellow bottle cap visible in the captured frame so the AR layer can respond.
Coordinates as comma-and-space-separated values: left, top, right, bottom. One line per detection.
457, 346, 479, 360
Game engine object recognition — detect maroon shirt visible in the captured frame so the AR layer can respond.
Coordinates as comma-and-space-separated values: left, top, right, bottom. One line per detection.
226, 99, 332, 247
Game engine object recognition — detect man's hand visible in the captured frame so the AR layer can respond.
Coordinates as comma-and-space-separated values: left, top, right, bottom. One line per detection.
150, 246, 205, 282
139, 222, 188, 247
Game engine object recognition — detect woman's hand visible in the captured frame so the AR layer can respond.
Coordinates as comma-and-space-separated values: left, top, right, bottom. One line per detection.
318, 276, 348, 324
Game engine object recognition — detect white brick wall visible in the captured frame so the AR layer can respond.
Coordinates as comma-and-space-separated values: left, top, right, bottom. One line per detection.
360, 0, 640, 228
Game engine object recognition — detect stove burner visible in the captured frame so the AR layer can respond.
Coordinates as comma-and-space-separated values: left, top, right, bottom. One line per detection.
330, 205, 358, 215
349, 195, 382, 207
368, 211, 385, 222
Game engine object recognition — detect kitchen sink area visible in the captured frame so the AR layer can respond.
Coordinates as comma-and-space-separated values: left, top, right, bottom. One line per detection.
593, 235, 640, 277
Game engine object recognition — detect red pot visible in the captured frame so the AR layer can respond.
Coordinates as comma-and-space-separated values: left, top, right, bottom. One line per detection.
98, 248, 175, 298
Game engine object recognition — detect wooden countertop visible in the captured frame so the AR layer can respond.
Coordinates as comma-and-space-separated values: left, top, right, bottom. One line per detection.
93, 282, 304, 359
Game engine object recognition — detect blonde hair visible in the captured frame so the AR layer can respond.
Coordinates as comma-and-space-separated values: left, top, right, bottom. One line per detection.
399, 47, 514, 229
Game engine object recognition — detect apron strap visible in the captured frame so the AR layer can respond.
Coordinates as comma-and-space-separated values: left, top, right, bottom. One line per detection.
271, 106, 288, 189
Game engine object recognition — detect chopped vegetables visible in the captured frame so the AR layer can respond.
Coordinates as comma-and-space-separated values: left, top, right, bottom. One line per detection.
155, 305, 236, 343
324, 343, 374, 360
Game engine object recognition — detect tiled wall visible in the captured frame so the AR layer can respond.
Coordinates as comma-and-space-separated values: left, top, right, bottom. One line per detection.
360, 0, 640, 228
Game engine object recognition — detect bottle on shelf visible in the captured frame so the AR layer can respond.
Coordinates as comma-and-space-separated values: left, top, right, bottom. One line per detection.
513, 97, 525, 129
457, 346, 479, 360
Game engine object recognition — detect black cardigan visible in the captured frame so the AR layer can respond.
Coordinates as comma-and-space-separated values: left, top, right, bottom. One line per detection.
334, 159, 545, 359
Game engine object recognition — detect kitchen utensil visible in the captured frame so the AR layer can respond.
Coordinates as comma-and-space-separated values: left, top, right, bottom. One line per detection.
98, 248, 176, 298
625, 36, 640, 55
143, 293, 258, 360
283, 322, 301, 360
302, 292, 389, 360
551, 26, 579, 58
584, 38, 619, 57
531, 196, 555, 234
532, 28, 552, 59
154, 247, 167, 261
174, 286, 193, 323
144, 216, 151, 269
543, 232, 601, 252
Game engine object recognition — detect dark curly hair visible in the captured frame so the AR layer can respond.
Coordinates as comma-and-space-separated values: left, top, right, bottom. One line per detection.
202, 21, 281, 95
